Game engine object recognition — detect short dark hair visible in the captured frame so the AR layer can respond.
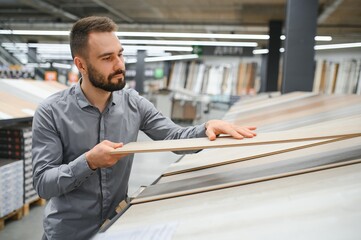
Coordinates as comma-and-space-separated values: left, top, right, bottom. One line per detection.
70, 16, 118, 59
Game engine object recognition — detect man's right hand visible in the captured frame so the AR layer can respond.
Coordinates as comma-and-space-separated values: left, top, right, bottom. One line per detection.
85, 140, 127, 170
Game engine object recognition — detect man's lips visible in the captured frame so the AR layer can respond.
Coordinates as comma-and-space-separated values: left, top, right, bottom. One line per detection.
112, 73, 124, 78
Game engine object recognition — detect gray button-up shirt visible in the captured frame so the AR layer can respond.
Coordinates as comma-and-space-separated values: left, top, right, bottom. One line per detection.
32, 81, 206, 240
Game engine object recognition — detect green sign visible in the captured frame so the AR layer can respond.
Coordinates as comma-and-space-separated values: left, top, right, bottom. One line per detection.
154, 68, 164, 79
192, 46, 203, 55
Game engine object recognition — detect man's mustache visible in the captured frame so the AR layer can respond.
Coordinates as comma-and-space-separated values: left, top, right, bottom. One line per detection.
109, 69, 126, 79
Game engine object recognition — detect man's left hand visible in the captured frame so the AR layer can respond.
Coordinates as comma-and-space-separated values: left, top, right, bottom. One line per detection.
205, 120, 257, 141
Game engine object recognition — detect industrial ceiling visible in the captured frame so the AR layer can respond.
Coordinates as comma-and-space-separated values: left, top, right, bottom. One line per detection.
0, 0, 360, 64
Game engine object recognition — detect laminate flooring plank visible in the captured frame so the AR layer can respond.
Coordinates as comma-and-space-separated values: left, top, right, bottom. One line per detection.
163, 138, 336, 176
227, 92, 280, 113
224, 92, 316, 119
1, 79, 59, 99
31, 80, 68, 93
291, 114, 361, 132
257, 103, 361, 132
226, 92, 313, 114
0, 91, 38, 118
226, 93, 330, 122
134, 137, 361, 203
0, 80, 44, 104
231, 95, 361, 126
111, 117, 361, 154
106, 162, 361, 240
160, 136, 360, 183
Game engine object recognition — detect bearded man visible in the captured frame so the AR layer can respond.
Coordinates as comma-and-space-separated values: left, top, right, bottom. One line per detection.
32, 16, 256, 240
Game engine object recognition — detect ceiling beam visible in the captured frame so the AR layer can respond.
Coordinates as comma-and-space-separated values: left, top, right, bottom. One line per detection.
21, 0, 79, 21
318, 0, 343, 24
92, 0, 135, 23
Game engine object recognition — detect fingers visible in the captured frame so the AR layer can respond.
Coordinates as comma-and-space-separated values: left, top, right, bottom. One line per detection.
86, 141, 125, 169
235, 126, 257, 138
102, 140, 124, 149
205, 120, 257, 140
206, 128, 217, 141
227, 128, 245, 140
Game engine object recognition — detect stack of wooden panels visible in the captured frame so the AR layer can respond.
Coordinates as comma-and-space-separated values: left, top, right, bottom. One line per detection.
0, 124, 38, 204
0, 159, 23, 218
0, 79, 67, 121
99, 93, 361, 239
0, 79, 67, 207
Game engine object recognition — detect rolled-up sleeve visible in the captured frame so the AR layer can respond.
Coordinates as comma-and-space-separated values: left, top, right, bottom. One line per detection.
32, 103, 94, 199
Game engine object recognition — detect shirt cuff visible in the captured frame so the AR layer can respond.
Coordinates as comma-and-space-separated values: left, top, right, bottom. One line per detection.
69, 153, 96, 186
195, 123, 207, 138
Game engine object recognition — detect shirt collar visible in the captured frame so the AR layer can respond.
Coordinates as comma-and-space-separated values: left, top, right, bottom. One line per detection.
75, 78, 118, 109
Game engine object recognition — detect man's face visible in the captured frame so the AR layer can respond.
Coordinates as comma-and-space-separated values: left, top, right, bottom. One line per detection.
84, 31, 126, 92
87, 60, 126, 92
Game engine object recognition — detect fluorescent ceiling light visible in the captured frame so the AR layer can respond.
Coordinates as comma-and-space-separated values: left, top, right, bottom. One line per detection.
40, 54, 73, 60
314, 36, 332, 41
40, 63, 51, 68
25, 63, 51, 68
0, 30, 332, 41
124, 45, 193, 52
253, 49, 269, 55
52, 62, 72, 69
280, 35, 332, 41
120, 39, 258, 47
123, 50, 171, 57
1, 43, 193, 53
314, 42, 361, 50
125, 58, 137, 64
116, 32, 269, 40
253, 42, 361, 54
0, 30, 69, 36
145, 54, 199, 63
126, 54, 199, 64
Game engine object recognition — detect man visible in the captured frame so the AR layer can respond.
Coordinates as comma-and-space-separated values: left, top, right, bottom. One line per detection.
32, 16, 257, 240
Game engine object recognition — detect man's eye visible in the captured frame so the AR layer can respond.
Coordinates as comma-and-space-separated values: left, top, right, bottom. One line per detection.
103, 56, 111, 61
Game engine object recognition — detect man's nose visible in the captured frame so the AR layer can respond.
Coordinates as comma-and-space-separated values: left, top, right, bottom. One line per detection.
114, 55, 125, 70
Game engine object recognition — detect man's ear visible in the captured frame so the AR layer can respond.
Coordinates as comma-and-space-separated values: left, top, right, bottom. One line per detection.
74, 57, 87, 76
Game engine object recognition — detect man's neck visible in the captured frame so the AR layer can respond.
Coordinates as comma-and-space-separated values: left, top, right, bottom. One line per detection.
80, 78, 111, 113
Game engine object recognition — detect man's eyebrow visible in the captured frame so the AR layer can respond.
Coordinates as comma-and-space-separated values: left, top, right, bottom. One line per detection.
98, 52, 113, 58
98, 48, 124, 58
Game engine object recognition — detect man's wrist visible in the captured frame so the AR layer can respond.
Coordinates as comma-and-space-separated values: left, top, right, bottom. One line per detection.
85, 152, 97, 170
205, 121, 210, 130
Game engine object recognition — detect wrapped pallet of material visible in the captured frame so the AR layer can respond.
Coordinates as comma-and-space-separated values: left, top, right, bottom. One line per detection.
0, 159, 23, 217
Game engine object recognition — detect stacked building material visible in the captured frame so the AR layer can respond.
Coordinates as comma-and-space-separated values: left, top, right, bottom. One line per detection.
0, 159, 23, 217
0, 124, 38, 204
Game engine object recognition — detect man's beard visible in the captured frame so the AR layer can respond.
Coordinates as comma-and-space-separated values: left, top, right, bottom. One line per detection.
87, 63, 126, 92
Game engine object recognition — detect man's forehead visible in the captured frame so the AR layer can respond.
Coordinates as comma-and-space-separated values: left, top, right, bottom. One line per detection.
87, 32, 122, 53
88, 31, 119, 43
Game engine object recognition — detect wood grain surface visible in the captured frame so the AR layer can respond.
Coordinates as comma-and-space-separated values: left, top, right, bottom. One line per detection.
0, 91, 38, 118
159, 136, 361, 184
231, 95, 361, 126
107, 162, 361, 240
225, 91, 315, 117
132, 136, 361, 203
163, 138, 337, 176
